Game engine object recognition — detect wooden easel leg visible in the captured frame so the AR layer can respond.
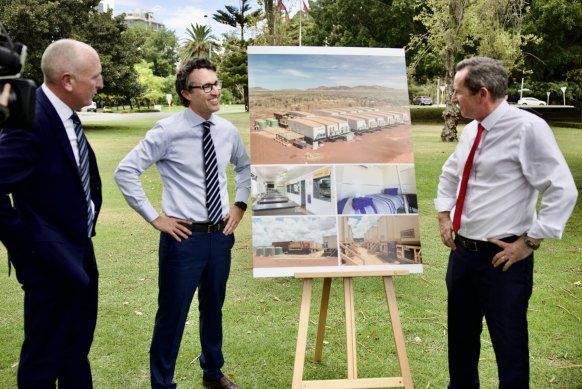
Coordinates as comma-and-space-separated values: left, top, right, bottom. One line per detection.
383, 276, 414, 389
344, 277, 357, 380
314, 277, 332, 363
292, 278, 314, 389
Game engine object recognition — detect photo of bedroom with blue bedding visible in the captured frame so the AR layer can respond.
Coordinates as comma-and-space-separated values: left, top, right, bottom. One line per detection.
336, 164, 418, 215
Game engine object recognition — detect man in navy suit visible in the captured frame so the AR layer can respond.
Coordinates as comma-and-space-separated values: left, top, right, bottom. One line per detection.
0, 39, 103, 388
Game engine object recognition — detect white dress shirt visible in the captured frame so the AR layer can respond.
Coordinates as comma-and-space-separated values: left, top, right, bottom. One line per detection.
41, 83, 95, 217
114, 108, 251, 223
435, 101, 577, 240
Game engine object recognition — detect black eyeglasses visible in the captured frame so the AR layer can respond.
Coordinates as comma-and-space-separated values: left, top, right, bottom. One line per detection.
188, 80, 222, 93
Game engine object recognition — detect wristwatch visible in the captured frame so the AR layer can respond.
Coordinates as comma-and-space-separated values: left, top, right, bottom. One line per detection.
234, 201, 247, 211
523, 234, 540, 250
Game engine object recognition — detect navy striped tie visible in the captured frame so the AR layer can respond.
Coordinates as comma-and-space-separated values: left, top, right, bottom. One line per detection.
202, 121, 222, 224
71, 113, 93, 237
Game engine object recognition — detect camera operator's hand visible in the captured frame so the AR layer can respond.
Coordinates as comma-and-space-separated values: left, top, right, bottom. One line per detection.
0, 83, 10, 124
0, 83, 10, 106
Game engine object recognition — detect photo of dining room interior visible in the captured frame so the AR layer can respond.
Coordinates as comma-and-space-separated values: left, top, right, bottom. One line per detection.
251, 165, 336, 216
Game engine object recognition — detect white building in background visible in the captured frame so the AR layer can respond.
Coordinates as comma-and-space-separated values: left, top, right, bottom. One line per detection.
98, 0, 114, 13
123, 9, 165, 31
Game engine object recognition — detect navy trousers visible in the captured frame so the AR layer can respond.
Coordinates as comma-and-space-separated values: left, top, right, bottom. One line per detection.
446, 240, 533, 389
17, 239, 98, 389
150, 230, 234, 389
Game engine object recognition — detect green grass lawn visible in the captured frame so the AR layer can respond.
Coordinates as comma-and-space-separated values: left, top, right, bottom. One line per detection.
0, 114, 580, 388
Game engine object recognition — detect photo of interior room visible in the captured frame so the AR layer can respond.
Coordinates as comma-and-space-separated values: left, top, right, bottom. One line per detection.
338, 215, 422, 267
251, 165, 336, 216
335, 164, 418, 215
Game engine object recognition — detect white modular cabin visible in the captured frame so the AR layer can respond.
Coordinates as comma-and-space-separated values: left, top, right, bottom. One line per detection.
337, 115, 368, 132
343, 113, 378, 130
286, 111, 313, 118
286, 118, 327, 141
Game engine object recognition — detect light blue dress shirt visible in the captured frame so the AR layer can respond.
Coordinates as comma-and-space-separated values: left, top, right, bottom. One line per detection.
114, 108, 251, 223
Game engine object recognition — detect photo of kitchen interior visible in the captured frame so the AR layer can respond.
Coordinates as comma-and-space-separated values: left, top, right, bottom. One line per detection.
251, 165, 336, 216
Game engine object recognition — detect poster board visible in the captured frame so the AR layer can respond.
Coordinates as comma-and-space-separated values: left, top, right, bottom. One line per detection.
248, 46, 423, 277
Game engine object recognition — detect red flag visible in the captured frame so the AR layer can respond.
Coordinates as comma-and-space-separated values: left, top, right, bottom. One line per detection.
277, 0, 287, 13
302, 0, 309, 12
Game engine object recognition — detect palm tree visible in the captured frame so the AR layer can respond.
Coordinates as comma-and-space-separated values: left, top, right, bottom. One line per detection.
180, 23, 220, 62
212, 0, 262, 42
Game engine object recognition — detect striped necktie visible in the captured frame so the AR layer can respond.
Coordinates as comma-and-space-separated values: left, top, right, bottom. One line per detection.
452, 123, 484, 234
71, 113, 93, 237
202, 121, 223, 224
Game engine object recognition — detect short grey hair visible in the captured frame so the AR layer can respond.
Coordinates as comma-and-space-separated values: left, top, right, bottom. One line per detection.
41, 39, 87, 84
456, 57, 508, 100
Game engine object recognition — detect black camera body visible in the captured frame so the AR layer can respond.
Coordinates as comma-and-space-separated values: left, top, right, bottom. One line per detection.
0, 23, 36, 129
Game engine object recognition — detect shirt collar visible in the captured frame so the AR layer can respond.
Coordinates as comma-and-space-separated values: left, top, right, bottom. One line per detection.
184, 108, 215, 128
41, 83, 75, 123
480, 100, 509, 131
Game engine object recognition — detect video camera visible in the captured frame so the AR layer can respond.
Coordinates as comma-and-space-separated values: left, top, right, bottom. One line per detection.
0, 22, 36, 128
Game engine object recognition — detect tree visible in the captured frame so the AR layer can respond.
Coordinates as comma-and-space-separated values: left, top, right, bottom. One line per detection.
135, 61, 166, 106
180, 24, 220, 62
212, 0, 262, 42
410, 0, 534, 141
410, 0, 470, 142
217, 39, 250, 111
131, 26, 179, 78
522, 0, 582, 102
303, 0, 419, 49
0, 0, 102, 84
0, 0, 144, 108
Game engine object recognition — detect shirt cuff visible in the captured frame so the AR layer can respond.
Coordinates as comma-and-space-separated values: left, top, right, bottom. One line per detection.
434, 197, 456, 212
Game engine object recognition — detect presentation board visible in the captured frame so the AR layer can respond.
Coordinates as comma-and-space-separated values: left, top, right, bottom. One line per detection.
248, 46, 423, 277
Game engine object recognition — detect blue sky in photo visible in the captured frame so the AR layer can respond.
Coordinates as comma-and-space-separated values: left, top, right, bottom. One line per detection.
248, 53, 409, 91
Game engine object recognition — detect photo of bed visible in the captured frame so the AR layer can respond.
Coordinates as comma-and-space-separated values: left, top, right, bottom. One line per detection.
336, 164, 418, 215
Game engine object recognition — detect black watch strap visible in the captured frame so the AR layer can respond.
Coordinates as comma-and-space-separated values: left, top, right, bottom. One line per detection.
524, 234, 540, 250
234, 201, 247, 211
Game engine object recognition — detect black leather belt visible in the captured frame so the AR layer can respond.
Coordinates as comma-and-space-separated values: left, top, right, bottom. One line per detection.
186, 222, 225, 233
456, 234, 519, 252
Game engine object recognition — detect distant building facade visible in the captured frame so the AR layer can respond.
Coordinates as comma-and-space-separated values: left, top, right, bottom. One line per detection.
98, 0, 114, 13
123, 9, 165, 31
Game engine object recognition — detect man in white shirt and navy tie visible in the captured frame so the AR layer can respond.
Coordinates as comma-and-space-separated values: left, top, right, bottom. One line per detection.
435, 57, 577, 388
115, 58, 250, 389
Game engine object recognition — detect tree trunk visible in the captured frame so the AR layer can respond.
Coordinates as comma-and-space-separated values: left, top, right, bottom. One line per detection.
441, 48, 459, 142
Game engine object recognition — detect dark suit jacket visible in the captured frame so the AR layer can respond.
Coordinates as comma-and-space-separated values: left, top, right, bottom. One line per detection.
0, 87, 102, 287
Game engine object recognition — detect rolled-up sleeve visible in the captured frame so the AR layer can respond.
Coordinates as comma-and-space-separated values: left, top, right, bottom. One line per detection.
230, 131, 251, 203
114, 125, 168, 223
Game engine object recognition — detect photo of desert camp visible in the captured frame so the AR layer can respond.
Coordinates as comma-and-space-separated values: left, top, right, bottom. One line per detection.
248, 46, 413, 164
252, 165, 336, 216
252, 216, 339, 277
339, 215, 422, 272
336, 164, 418, 215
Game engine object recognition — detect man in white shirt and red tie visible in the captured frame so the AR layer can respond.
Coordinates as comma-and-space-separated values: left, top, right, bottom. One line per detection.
435, 57, 577, 388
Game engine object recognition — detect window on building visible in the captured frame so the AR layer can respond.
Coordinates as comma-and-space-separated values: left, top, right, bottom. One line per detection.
313, 175, 331, 201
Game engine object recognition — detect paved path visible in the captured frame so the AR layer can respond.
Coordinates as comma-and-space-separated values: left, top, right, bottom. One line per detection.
78, 108, 247, 123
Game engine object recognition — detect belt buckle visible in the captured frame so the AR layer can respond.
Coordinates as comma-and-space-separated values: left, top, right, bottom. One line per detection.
207, 223, 222, 233
467, 240, 479, 252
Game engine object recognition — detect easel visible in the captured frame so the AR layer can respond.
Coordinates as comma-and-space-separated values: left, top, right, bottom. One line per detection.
292, 270, 414, 389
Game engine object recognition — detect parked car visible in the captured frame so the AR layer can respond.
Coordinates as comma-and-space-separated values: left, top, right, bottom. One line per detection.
412, 96, 433, 106
517, 97, 546, 106
81, 101, 97, 112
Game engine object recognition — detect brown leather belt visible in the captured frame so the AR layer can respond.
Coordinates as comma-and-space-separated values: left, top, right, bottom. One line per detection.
456, 234, 518, 252
186, 222, 225, 233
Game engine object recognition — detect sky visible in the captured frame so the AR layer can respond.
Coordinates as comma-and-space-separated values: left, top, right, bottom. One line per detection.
248, 47, 409, 90
253, 216, 337, 247
112, 0, 307, 41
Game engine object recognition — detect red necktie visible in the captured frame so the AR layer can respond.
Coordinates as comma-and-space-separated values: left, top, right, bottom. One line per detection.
452, 123, 484, 234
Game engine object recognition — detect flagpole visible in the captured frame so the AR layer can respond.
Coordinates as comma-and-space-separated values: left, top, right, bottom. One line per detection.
299, 0, 302, 46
